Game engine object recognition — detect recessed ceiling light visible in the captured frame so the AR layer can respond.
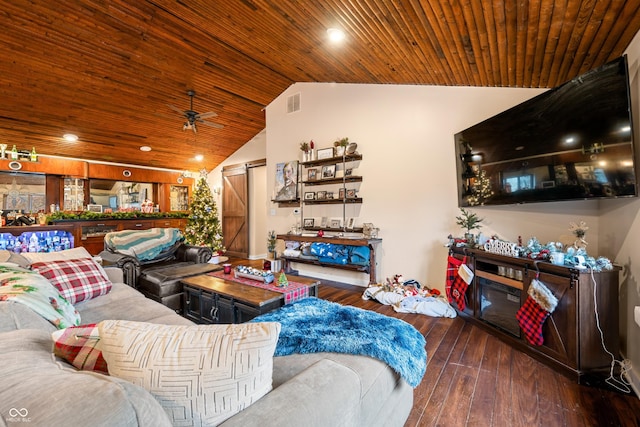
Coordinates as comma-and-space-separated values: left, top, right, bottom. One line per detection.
63, 133, 78, 142
327, 28, 345, 43
140, 146, 152, 152
194, 154, 204, 161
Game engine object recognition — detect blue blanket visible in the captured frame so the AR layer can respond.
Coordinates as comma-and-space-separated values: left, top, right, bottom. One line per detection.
104, 228, 184, 261
251, 297, 426, 387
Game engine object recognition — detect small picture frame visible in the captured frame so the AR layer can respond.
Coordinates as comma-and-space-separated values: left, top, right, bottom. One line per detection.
346, 189, 357, 198
87, 204, 103, 213
345, 168, 353, 176
320, 216, 328, 227
326, 191, 334, 199
330, 218, 341, 229
304, 192, 315, 200
321, 164, 336, 179
316, 190, 327, 200
346, 217, 355, 229
303, 218, 315, 228
317, 147, 334, 160
338, 188, 346, 199
307, 168, 318, 181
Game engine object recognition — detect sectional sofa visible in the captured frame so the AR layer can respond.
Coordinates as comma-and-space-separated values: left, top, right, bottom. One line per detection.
0, 247, 413, 426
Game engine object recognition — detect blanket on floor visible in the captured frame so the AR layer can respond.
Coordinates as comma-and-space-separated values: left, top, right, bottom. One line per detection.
251, 297, 426, 387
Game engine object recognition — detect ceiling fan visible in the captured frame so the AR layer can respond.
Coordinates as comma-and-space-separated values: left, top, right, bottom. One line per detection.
168, 90, 224, 134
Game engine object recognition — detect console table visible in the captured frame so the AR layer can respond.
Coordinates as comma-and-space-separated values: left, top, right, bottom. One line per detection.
450, 247, 620, 382
277, 234, 381, 283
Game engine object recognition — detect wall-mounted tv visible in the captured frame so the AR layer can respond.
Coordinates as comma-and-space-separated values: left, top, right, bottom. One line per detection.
454, 56, 637, 207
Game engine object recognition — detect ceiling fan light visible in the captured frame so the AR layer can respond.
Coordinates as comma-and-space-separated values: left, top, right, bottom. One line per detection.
140, 146, 152, 152
63, 133, 78, 142
194, 154, 204, 161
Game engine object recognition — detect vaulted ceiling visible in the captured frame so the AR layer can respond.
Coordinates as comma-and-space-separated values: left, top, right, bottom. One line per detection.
1, 1, 639, 172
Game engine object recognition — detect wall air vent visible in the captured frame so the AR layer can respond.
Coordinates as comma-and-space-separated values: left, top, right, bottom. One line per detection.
286, 93, 301, 113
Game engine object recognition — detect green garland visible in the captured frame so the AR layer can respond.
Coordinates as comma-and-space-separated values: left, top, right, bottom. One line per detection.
46, 211, 188, 221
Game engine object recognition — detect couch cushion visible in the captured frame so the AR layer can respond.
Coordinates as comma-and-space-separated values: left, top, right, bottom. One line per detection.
272, 352, 408, 427
20, 246, 94, 263
51, 323, 108, 374
98, 320, 281, 426
31, 258, 112, 304
0, 263, 80, 329
75, 283, 192, 326
0, 328, 172, 427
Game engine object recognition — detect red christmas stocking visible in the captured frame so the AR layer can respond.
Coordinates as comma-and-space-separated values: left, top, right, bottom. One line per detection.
446, 255, 468, 310
516, 279, 558, 346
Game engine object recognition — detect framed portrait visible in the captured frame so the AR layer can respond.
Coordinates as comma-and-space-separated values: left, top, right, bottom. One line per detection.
346, 188, 357, 198
273, 161, 298, 201
338, 188, 346, 199
316, 190, 327, 200
321, 164, 336, 179
304, 191, 315, 200
320, 216, 328, 227
346, 217, 355, 229
317, 148, 334, 160
307, 168, 318, 181
330, 218, 342, 229
303, 218, 315, 228
326, 191, 334, 199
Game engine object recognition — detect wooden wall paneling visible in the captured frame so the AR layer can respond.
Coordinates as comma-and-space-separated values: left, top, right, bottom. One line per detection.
87, 163, 194, 185
0, 156, 87, 177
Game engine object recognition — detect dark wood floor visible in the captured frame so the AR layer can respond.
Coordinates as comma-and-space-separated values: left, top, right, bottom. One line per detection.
317, 280, 640, 427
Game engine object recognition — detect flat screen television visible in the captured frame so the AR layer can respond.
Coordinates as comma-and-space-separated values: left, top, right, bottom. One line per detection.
454, 55, 637, 207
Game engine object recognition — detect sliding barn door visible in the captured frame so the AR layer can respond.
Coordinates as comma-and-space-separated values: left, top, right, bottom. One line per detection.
222, 165, 249, 258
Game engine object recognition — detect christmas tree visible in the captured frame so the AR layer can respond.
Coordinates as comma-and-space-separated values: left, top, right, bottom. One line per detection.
184, 176, 225, 253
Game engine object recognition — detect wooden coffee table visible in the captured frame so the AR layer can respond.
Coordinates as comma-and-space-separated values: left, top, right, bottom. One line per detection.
181, 273, 319, 324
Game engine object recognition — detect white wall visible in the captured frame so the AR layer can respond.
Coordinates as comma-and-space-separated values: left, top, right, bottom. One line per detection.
605, 31, 640, 397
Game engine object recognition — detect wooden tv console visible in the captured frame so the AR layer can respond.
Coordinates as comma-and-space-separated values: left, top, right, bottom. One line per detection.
450, 247, 620, 383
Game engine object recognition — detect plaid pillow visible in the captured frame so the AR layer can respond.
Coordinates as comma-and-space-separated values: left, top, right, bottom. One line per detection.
52, 324, 108, 373
31, 258, 112, 304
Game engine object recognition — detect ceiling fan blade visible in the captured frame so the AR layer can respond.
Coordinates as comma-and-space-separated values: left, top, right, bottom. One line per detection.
192, 122, 197, 134
196, 111, 218, 119
199, 119, 224, 129
168, 104, 184, 114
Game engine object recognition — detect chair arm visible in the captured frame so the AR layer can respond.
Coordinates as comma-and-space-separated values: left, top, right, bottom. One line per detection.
99, 250, 141, 288
175, 244, 213, 264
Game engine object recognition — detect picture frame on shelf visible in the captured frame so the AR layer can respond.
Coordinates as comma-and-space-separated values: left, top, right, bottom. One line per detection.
316, 190, 327, 200
346, 188, 357, 198
317, 148, 334, 160
321, 164, 336, 179
345, 168, 353, 176
307, 168, 318, 181
320, 216, 328, 227
346, 217, 355, 229
303, 218, 315, 228
304, 191, 315, 200
330, 218, 342, 229
338, 188, 346, 199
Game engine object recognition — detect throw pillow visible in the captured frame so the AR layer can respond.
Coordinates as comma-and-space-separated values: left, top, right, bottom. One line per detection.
0, 263, 80, 329
51, 323, 108, 373
31, 258, 112, 304
21, 246, 93, 263
98, 320, 281, 426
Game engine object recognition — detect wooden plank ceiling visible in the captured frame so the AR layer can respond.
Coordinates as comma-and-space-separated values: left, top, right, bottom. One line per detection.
1, 0, 639, 173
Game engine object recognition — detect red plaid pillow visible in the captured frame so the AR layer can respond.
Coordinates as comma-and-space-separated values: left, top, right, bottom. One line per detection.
52, 324, 108, 373
31, 258, 112, 304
